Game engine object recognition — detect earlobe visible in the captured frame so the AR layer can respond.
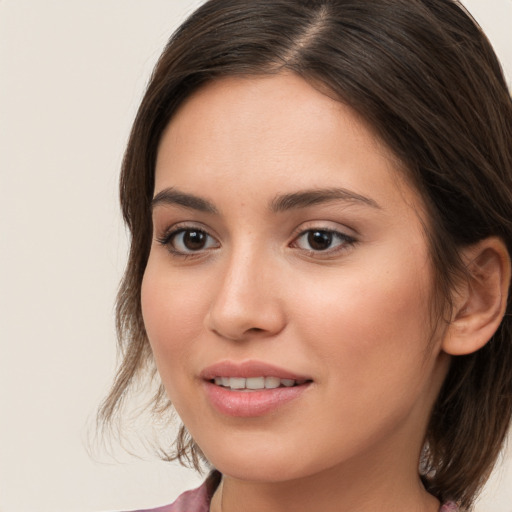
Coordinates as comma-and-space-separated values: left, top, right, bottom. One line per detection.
442, 237, 511, 356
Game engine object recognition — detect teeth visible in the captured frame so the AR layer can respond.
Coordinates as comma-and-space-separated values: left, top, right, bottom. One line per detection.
246, 377, 265, 389
265, 376, 281, 389
230, 377, 246, 389
213, 376, 300, 390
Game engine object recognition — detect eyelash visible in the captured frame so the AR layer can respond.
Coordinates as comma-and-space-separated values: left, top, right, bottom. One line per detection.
156, 224, 357, 259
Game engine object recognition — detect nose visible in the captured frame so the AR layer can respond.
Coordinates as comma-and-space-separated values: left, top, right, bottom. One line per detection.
205, 249, 287, 341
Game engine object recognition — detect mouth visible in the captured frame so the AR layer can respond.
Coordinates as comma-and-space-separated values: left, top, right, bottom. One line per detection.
200, 361, 313, 417
210, 376, 310, 391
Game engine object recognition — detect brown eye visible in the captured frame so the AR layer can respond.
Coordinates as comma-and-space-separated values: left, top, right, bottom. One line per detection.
292, 228, 356, 254
159, 228, 220, 255
307, 231, 333, 251
181, 230, 207, 251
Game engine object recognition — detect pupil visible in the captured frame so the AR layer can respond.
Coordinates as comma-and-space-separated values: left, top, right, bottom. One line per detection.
184, 230, 206, 250
308, 231, 332, 251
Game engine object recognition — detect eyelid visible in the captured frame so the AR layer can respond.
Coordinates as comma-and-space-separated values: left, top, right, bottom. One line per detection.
156, 220, 218, 241
289, 220, 357, 240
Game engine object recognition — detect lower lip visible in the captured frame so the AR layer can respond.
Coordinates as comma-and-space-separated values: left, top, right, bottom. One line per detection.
203, 381, 311, 417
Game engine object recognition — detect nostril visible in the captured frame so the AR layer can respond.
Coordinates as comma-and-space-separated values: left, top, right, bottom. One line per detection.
205, 293, 286, 340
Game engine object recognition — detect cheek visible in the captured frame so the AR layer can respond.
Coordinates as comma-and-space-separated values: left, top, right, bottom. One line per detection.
289, 265, 438, 458
294, 253, 435, 386
140, 263, 207, 386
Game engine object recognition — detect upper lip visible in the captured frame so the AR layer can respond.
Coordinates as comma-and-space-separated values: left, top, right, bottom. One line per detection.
200, 360, 312, 381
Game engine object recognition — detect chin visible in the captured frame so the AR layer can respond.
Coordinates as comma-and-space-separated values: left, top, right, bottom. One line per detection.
213, 458, 309, 483
198, 436, 331, 484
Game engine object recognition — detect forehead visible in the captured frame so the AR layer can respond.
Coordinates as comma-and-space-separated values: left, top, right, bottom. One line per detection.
155, 73, 424, 217
160, 73, 387, 159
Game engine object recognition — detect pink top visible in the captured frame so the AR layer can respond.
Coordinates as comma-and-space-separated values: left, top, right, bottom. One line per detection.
130, 471, 458, 511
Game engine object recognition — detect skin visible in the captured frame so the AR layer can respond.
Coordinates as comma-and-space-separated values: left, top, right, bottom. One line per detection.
141, 73, 454, 512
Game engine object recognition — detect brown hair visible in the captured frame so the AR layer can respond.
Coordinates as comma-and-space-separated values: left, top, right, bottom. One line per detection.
99, 0, 512, 509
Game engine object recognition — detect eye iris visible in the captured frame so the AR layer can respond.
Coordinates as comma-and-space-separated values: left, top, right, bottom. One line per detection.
183, 230, 206, 250
308, 230, 332, 251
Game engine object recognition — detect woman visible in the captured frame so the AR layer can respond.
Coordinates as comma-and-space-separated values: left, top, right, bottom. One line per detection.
99, 0, 512, 510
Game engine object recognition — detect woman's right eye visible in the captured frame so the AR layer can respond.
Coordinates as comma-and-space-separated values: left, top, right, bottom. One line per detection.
158, 228, 220, 256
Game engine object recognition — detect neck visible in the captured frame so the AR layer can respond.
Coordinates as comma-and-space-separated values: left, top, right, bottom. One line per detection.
210, 439, 440, 512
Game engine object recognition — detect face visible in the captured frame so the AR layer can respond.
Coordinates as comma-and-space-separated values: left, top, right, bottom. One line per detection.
142, 73, 450, 483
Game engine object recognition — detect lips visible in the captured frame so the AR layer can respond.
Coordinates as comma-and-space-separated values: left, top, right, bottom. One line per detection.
200, 360, 311, 381
200, 360, 313, 417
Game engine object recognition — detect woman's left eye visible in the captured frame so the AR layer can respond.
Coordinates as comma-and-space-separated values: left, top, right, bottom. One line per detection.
291, 229, 355, 253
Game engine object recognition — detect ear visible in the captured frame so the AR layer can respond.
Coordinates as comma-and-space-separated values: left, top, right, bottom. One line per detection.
442, 237, 511, 356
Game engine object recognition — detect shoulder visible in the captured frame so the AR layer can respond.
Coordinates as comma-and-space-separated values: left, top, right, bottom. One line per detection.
127, 471, 222, 512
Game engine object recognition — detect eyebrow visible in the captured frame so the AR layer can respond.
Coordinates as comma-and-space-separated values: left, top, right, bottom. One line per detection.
151, 187, 218, 214
270, 188, 380, 212
151, 186, 380, 214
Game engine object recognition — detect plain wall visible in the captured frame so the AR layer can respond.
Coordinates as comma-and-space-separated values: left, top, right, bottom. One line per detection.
1, 1, 511, 511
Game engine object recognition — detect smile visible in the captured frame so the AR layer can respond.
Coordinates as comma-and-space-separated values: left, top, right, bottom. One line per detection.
212, 376, 308, 390
200, 361, 313, 417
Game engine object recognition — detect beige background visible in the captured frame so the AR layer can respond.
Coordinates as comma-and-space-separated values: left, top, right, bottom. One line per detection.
1, 1, 511, 511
